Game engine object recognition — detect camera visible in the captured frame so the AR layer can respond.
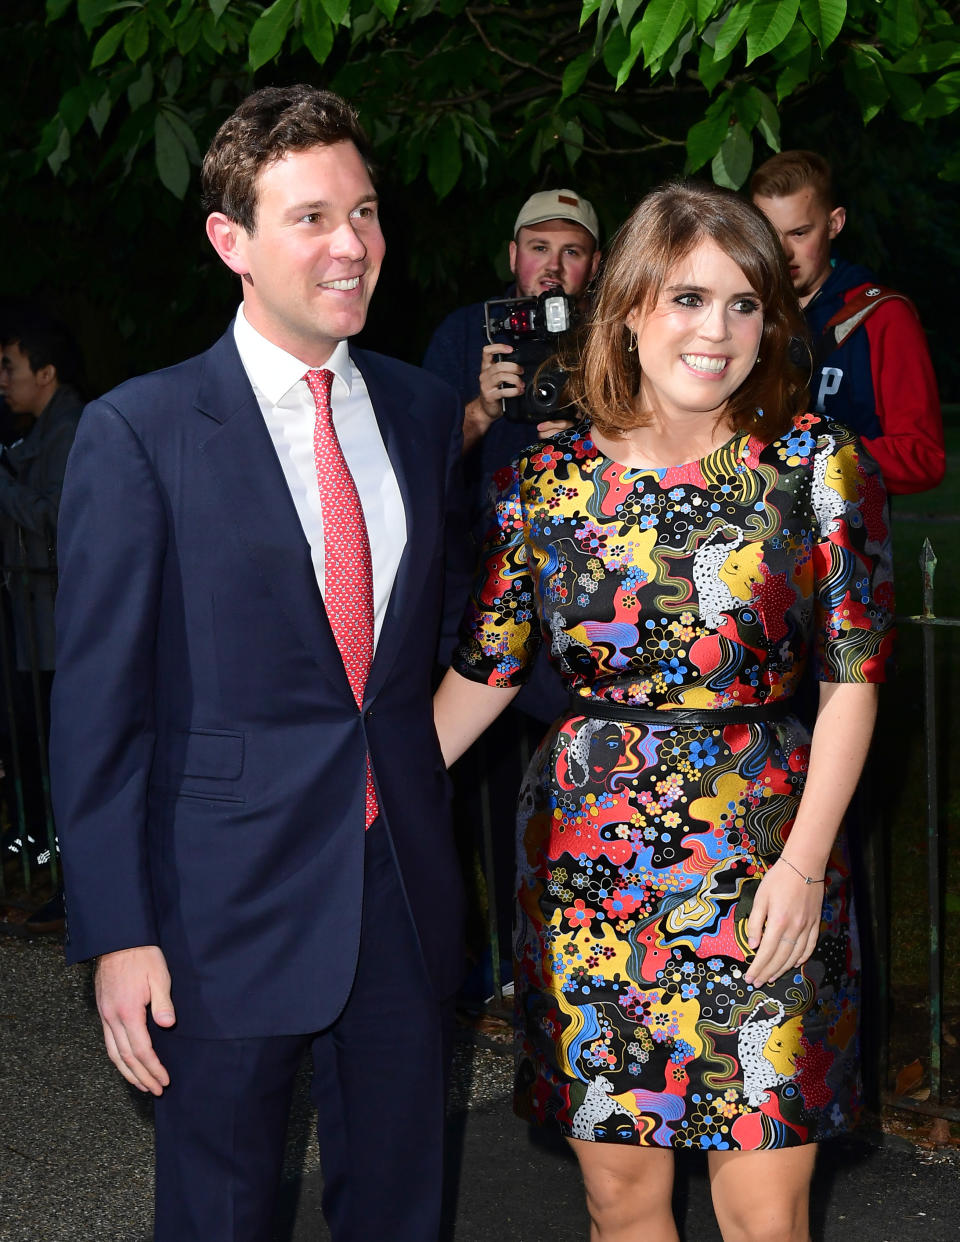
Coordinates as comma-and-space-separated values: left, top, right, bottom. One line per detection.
483, 287, 576, 423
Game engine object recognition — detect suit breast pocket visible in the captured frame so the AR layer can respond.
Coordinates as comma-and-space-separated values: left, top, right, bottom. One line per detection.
155, 728, 247, 803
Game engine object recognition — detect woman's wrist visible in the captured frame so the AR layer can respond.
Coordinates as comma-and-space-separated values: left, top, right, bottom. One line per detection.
776, 855, 826, 885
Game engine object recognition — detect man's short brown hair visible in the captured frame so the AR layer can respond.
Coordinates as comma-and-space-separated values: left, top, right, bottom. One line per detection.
749, 150, 836, 210
201, 85, 373, 233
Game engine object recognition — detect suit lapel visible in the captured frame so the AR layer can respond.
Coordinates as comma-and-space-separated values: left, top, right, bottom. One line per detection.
356, 350, 438, 703
195, 332, 353, 699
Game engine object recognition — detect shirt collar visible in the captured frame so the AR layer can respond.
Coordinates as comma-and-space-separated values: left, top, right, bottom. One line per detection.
233, 304, 354, 404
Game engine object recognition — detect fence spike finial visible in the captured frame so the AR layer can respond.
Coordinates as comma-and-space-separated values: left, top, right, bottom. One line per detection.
920, 538, 937, 619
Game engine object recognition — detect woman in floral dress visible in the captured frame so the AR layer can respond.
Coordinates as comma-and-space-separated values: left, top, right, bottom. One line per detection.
434, 183, 893, 1242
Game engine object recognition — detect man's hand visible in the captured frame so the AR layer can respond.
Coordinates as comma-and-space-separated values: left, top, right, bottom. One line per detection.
94, 945, 175, 1095
463, 343, 523, 453
535, 418, 576, 440
463, 343, 575, 449
477, 341, 523, 419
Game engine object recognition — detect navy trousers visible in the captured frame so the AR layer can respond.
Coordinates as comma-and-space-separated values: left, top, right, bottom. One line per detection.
151, 822, 452, 1242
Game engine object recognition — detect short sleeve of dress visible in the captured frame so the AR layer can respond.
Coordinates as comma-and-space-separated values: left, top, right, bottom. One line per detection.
451, 458, 541, 688
810, 421, 895, 682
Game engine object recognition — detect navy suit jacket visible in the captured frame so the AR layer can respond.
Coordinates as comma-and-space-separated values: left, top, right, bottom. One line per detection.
51, 330, 466, 1038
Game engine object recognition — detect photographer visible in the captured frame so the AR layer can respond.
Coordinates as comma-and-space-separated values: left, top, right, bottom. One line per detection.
423, 192, 601, 999
423, 189, 601, 521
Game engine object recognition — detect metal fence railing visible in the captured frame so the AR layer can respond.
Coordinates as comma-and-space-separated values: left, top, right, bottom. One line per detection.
882, 538, 959, 1125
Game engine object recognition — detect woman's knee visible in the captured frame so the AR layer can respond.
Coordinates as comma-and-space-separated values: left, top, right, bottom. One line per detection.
708, 1146, 815, 1242
570, 1140, 676, 1233
713, 1197, 809, 1242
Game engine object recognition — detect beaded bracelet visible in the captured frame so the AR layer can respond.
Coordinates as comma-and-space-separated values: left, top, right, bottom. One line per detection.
778, 856, 825, 885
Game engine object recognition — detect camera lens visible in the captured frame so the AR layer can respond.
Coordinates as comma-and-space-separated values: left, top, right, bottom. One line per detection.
533, 380, 557, 409
528, 371, 563, 415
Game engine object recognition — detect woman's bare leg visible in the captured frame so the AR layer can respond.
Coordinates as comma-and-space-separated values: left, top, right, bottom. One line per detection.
567, 1139, 679, 1242
708, 1144, 817, 1242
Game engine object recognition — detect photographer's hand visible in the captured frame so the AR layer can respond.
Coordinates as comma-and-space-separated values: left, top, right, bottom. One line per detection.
463, 344, 525, 453
535, 417, 576, 440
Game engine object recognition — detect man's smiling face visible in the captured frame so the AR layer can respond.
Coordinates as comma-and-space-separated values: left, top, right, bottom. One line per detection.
220, 141, 385, 365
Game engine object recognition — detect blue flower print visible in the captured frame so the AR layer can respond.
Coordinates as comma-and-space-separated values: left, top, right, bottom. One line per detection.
659, 657, 688, 685
621, 566, 648, 592
688, 736, 720, 768
784, 429, 816, 459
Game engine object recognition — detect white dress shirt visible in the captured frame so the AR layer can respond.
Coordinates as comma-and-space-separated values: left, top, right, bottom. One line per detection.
233, 306, 406, 647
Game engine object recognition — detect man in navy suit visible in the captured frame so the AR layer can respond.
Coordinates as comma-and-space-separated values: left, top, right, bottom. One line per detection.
51, 85, 465, 1242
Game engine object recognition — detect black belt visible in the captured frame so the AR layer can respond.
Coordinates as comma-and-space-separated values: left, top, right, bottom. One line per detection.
567, 695, 794, 726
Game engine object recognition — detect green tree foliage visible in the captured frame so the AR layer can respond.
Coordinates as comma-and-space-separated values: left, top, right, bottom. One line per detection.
33, 0, 960, 203
1, 1, 957, 387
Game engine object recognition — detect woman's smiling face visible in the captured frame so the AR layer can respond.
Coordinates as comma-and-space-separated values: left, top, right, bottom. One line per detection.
626, 237, 764, 423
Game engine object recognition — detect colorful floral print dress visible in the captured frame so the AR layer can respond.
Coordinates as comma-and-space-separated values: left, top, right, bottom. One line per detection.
452, 414, 894, 1150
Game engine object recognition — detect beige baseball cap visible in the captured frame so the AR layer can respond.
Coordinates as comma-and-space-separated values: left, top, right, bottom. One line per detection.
513, 189, 600, 244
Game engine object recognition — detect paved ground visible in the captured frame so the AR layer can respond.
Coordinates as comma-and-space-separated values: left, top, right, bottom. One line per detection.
1, 933, 959, 1242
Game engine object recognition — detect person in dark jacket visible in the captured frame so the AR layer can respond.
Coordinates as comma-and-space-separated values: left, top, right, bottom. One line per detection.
0, 311, 83, 920
423, 187, 602, 521
0, 312, 84, 668
50, 86, 466, 1242
422, 192, 602, 992
751, 149, 944, 496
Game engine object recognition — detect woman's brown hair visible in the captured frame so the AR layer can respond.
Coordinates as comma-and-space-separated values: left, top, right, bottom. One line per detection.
565, 181, 809, 442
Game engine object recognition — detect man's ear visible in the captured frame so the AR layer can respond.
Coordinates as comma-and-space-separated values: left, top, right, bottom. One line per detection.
34, 363, 57, 389
827, 206, 846, 240
589, 248, 601, 281
507, 239, 518, 277
205, 212, 251, 276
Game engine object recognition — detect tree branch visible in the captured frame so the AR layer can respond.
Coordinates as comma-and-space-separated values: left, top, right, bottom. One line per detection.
464, 5, 568, 84
460, 7, 710, 100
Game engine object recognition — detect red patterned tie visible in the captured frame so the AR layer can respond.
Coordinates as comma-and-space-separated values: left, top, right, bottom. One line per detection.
305, 368, 378, 829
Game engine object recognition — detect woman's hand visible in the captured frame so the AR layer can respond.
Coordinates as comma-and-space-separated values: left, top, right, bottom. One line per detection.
743, 682, 878, 987
744, 858, 824, 986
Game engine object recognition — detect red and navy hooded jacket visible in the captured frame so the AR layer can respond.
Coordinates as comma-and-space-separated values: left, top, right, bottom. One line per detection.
805, 258, 944, 495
